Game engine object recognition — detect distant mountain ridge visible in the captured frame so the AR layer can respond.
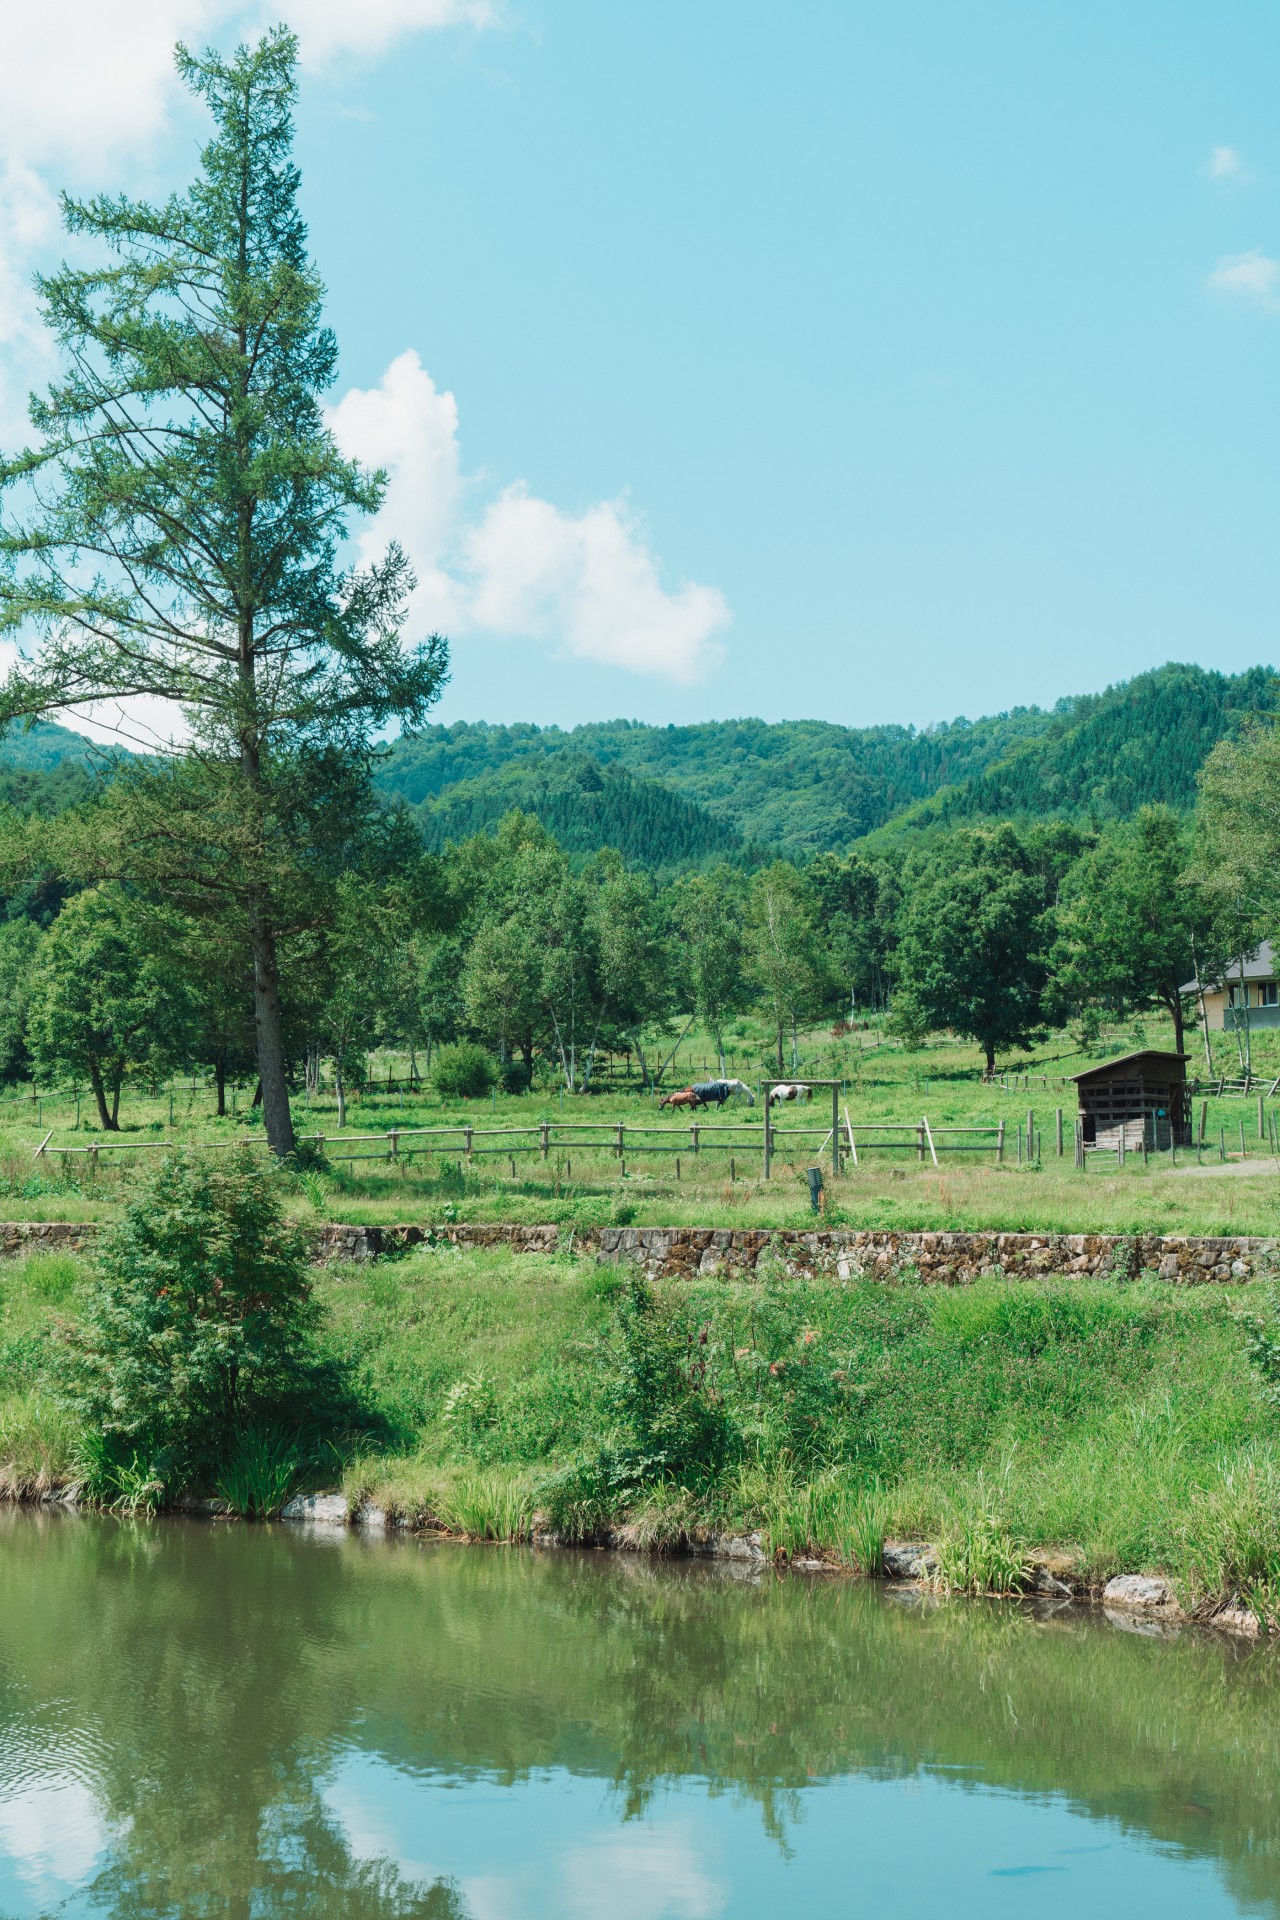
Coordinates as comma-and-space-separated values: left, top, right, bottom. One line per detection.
376, 662, 1275, 864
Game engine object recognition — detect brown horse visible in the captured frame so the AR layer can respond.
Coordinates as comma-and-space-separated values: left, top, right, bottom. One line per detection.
658, 1086, 701, 1110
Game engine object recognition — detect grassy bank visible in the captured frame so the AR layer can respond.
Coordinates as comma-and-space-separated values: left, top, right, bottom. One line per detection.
6, 1238, 1280, 1618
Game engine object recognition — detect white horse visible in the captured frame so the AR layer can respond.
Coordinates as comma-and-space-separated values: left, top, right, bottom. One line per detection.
721, 1077, 756, 1105
768, 1081, 813, 1105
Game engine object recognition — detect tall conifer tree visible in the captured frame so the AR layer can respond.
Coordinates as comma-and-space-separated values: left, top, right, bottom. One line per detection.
0, 31, 446, 1153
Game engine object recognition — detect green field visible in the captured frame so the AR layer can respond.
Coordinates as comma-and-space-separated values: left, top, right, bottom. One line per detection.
3, 1014, 1278, 1238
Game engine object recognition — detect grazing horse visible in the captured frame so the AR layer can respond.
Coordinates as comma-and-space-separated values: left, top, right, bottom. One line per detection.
768, 1081, 813, 1105
690, 1078, 756, 1108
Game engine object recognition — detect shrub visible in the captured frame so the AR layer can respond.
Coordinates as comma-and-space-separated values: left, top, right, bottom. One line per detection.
432, 1042, 499, 1100
594, 1273, 734, 1491
61, 1151, 324, 1499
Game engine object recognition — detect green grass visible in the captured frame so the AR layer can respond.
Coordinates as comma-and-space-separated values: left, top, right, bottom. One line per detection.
312, 1244, 1280, 1610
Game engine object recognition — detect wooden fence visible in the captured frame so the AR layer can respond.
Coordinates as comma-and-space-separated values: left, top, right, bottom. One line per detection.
35, 1114, 1007, 1176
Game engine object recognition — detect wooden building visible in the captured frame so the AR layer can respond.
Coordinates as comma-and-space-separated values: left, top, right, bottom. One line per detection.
1068, 1050, 1191, 1153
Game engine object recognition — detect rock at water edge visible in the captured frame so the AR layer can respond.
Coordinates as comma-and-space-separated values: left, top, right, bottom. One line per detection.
280, 1492, 349, 1527
1102, 1573, 1181, 1613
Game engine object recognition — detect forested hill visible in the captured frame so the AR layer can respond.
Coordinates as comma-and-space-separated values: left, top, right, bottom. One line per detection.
0, 718, 102, 815
1, 665, 1271, 863
405, 756, 754, 870
877, 662, 1277, 839
375, 662, 1275, 863
375, 706, 1058, 860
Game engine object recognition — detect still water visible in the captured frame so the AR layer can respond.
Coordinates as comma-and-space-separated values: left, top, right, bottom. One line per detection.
0, 1510, 1276, 1919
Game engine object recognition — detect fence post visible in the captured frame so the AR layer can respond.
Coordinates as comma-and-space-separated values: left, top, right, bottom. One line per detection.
616, 1123, 624, 1159
541, 1123, 550, 1160
1260, 1094, 1266, 1140
997, 1119, 1005, 1164
465, 1125, 473, 1161
1240, 1118, 1247, 1159
390, 1129, 399, 1162
764, 1096, 772, 1180
1055, 1108, 1064, 1157
1199, 1100, 1208, 1146
691, 1122, 699, 1156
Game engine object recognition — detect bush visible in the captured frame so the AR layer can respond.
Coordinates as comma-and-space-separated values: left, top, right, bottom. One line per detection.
61, 1151, 327, 1500
593, 1273, 734, 1492
432, 1042, 499, 1100
500, 1058, 532, 1095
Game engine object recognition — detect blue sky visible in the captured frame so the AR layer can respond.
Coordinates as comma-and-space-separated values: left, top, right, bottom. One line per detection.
2, 2, 1278, 734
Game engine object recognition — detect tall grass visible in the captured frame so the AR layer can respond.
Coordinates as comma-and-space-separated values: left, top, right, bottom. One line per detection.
434, 1467, 535, 1542
1179, 1449, 1280, 1625
929, 1496, 1032, 1595
0, 1391, 79, 1497
215, 1424, 304, 1519
744, 1464, 887, 1571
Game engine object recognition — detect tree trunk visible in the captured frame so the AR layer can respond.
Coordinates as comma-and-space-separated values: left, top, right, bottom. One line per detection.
215, 1057, 227, 1118
713, 1028, 725, 1077
88, 1060, 115, 1132
110, 1075, 122, 1128
775, 1024, 784, 1074
249, 905, 295, 1155
1169, 993, 1185, 1060
521, 1034, 534, 1079
630, 1030, 652, 1090
985, 1041, 996, 1074
335, 1053, 347, 1130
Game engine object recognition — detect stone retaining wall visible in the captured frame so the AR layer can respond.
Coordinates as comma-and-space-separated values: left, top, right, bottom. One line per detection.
314, 1221, 1277, 1283
3, 1219, 1274, 1282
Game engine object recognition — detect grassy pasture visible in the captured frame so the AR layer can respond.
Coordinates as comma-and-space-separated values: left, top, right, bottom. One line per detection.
0, 1013, 1277, 1235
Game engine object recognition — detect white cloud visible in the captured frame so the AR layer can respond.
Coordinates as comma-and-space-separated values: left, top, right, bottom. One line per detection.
0, 164, 59, 438
0, 2, 496, 175
1206, 145, 1250, 181
331, 351, 729, 682
1207, 247, 1280, 310
282, 0, 498, 66
558, 1824, 726, 1920
0, 1777, 111, 1909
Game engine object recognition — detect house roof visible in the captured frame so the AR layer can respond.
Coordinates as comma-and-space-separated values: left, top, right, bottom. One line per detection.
1181, 940, 1275, 993
1067, 1049, 1188, 1084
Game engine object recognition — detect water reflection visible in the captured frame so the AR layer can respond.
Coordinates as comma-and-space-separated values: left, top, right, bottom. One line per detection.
0, 1510, 1276, 1917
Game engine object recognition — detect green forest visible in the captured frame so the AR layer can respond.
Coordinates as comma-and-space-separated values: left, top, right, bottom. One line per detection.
368, 659, 1276, 865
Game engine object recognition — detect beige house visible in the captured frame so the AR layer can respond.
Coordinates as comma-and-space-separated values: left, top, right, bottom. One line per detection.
1189, 941, 1280, 1031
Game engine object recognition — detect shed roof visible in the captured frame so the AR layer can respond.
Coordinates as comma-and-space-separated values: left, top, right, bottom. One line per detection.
1067, 1049, 1188, 1085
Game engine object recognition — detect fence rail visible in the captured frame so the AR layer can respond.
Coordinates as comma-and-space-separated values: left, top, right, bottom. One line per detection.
34, 1115, 1008, 1174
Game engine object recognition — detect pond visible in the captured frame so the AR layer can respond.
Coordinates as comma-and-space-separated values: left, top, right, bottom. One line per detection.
0, 1511, 1276, 1918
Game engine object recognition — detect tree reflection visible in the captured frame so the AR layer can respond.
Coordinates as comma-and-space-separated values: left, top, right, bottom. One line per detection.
1, 1511, 1279, 1916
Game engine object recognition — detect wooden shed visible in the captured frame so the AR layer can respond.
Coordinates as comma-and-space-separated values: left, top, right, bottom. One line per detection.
1068, 1050, 1190, 1153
